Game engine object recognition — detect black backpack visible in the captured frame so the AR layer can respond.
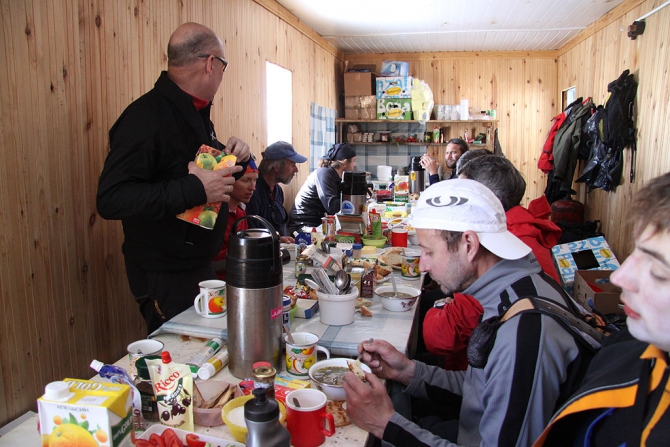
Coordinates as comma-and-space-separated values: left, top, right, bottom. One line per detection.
577, 70, 638, 191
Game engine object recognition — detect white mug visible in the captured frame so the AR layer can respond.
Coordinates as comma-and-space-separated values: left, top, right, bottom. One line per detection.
285, 332, 330, 377
194, 280, 226, 318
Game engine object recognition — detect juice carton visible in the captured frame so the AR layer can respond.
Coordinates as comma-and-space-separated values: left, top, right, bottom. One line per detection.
38, 378, 133, 447
393, 174, 410, 203
273, 374, 311, 404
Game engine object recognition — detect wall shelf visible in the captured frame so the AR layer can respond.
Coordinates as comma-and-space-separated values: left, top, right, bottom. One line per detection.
335, 118, 498, 175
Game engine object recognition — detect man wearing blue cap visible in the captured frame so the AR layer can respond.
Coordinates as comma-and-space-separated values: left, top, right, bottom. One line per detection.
288, 143, 357, 234
246, 141, 307, 242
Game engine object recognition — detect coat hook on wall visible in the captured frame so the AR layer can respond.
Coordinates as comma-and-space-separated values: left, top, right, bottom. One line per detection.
628, 0, 670, 40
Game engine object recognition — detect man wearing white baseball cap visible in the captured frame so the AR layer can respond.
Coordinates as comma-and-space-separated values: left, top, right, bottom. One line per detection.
344, 179, 592, 447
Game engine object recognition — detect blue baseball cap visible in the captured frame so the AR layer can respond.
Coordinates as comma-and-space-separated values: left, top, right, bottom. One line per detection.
262, 141, 307, 163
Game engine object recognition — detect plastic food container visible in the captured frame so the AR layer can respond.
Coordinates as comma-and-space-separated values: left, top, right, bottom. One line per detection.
361, 236, 387, 248
316, 287, 359, 325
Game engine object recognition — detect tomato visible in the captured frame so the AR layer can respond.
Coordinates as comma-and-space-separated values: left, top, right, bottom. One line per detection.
150, 433, 166, 447
161, 428, 183, 447
135, 440, 155, 447
185, 433, 207, 447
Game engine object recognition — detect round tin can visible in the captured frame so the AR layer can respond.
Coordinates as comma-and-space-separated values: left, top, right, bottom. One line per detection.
252, 361, 276, 399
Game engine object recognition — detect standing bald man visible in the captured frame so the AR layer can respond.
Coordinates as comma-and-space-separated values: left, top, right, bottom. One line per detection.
97, 23, 250, 333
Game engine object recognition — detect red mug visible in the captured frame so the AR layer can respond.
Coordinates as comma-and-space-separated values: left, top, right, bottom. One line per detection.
285, 389, 335, 447
391, 228, 408, 247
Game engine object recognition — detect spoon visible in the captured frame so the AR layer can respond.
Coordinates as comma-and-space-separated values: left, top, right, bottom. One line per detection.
390, 271, 399, 298
292, 397, 301, 408
283, 324, 295, 344
334, 269, 349, 294
321, 240, 330, 254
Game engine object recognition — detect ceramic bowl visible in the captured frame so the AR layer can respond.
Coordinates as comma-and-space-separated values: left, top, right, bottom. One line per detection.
361, 236, 387, 248
193, 381, 241, 427
221, 394, 287, 443
308, 358, 372, 401
374, 285, 420, 312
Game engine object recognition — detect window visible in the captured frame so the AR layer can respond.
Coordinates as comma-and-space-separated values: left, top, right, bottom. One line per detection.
266, 62, 292, 145
562, 86, 576, 111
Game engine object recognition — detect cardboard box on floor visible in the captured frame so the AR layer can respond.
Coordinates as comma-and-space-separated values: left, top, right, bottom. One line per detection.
574, 270, 623, 315
551, 236, 620, 295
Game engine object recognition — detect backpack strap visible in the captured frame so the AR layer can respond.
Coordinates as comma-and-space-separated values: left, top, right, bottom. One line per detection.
467, 296, 605, 369
502, 297, 606, 352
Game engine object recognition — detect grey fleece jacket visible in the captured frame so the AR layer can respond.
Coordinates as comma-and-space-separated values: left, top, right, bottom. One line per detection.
382, 254, 586, 447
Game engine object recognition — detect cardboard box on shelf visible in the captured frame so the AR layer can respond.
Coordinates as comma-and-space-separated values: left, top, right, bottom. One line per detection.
377, 98, 412, 120
345, 109, 361, 120
344, 107, 376, 120
552, 236, 620, 295
573, 270, 623, 315
376, 76, 412, 98
345, 95, 376, 109
344, 72, 376, 96
381, 60, 410, 76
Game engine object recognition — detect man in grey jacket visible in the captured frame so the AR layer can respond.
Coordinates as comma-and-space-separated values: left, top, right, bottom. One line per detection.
344, 179, 590, 446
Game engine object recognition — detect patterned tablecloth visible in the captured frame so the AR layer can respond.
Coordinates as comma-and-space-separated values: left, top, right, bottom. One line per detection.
3, 255, 422, 446
153, 259, 422, 358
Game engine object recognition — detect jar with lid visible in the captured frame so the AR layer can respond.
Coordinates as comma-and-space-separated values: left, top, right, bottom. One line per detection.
324, 215, 336, 242
295, 254, 311, 277
252, 361, 276, 399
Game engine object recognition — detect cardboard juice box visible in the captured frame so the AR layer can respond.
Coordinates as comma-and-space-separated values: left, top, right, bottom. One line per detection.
38, 378, 133, 447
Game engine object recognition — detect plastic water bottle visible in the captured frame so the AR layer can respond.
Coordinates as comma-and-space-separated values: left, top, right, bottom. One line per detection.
244, 388, 290, 447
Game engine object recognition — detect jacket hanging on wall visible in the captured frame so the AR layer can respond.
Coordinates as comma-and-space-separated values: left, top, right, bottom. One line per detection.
577, 69, 638, 191
542, 98, 594, 203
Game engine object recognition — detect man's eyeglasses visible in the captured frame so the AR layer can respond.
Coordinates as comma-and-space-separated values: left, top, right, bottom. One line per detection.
196, 53, 228, 73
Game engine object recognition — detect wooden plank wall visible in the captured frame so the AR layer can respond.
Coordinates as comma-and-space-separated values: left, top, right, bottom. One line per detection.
344, 52, 559, 205
557, 0, 670, 261
0, 0, 341, 426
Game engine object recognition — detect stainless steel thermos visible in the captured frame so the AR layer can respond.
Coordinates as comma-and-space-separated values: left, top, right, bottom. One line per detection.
409, 156, 426, 195
226, 216, 283, 379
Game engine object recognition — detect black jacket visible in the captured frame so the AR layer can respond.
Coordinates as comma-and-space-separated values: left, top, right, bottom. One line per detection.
97, 71, 234, 271
535, 329, 670, 446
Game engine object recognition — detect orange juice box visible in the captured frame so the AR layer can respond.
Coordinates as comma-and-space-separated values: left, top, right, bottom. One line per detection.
176, 144, 237, 229
273, 374, 311, 404
38, 378, 133, 447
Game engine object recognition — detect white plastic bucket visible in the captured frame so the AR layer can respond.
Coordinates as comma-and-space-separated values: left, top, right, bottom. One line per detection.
316, 287, 359, 326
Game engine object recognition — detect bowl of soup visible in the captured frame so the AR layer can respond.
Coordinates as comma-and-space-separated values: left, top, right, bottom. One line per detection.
374, 285, 420, 312
308, 358, 372, 401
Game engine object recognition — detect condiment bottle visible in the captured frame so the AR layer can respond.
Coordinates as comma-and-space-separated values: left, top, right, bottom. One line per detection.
244, 388, 291, 447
